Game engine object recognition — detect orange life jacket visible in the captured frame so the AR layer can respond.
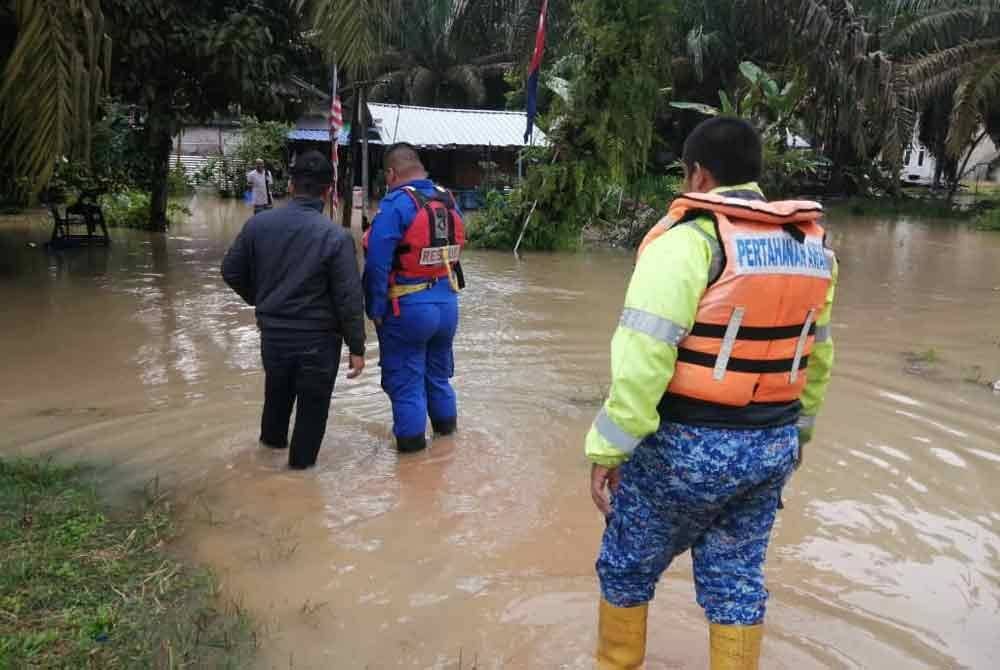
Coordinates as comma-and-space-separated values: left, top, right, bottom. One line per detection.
640, 192, 833, 408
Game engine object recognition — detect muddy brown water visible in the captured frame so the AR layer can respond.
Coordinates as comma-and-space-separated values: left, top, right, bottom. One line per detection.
1, 194, 999, 669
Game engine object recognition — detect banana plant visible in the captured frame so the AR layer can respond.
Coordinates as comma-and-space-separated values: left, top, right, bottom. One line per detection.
670, 60, 806, 146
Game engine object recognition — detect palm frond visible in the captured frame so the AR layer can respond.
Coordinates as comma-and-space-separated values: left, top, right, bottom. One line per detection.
904, 38, 1000, 101
444, 64, 486, 106
946, 58, 1000, 156
409, 67, 439, 106
304, 0, 400, 75
0, 0, 109, 196
508, 0, 543, 59
890, 4, 1000, 55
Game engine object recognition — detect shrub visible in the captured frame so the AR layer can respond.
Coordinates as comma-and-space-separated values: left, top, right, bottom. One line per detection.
167, 164, 192, 195
465, 190, 524, 249
975, 206, 1000, 231
100, 190, 189, 230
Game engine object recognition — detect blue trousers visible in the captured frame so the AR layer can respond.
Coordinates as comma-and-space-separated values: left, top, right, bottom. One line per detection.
377, 300, 458, 438
597, 421, 798, 625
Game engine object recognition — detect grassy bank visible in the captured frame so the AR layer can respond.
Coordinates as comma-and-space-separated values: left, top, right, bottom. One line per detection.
0, 459, 253, 669
827, 195, 968, 219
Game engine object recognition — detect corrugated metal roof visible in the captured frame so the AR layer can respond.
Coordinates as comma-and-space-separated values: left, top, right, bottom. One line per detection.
288, 123, 382, 147
288, 128, 350, 145
368, 103, 546, 148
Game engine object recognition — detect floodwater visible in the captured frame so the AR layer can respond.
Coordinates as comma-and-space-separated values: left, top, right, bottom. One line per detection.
1, 193, 999, 669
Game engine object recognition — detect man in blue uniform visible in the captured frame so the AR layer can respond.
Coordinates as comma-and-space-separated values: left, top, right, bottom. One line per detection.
363, 143, 462, 453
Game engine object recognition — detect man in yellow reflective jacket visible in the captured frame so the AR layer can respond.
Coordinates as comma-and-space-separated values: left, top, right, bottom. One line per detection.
587, 118, 837, 669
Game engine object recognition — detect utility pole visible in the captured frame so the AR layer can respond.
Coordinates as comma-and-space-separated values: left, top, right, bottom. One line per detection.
338, 78, 387, 229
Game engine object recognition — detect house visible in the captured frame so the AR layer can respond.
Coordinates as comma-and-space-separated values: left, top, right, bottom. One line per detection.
170, 118, 243, 177
901, 133, 936, 186
286, 102, 546, 208
901, 126, 1000, 186
367, 103, 545, 192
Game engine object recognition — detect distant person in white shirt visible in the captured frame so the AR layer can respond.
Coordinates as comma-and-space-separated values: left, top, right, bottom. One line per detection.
247, 159, 273, 214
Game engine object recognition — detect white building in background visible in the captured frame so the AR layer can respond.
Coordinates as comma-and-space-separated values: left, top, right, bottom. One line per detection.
900, 126, 1000, 186
901, 130, 936, 185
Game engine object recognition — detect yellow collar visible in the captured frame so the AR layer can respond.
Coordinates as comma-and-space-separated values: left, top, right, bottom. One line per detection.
709, 182, 763, 196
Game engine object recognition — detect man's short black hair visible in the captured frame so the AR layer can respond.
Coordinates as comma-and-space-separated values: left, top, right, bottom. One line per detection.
290, 150, 333, 198
384, 142, 424, 171
682, 117, 763, 185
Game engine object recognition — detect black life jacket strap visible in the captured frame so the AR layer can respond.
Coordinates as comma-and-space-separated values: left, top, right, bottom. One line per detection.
677, 348, 809, 374
689, 321, 816, 341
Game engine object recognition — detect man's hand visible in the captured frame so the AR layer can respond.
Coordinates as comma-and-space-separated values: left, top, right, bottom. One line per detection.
796, 427, 812, 470
346, 354, 365, 379
590, 463, 621, 516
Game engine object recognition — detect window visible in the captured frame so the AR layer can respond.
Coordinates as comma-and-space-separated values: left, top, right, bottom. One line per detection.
917, 150, 925, 167
904, 149, 912, 165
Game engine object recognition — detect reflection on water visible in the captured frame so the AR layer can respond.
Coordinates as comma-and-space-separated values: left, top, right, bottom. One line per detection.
2, 195, 999, 668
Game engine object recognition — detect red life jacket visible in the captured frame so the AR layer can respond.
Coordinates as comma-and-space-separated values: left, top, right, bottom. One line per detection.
363, 185, 466, 316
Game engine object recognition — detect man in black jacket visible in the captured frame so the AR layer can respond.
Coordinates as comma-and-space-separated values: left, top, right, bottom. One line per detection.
222, 151, 366, 469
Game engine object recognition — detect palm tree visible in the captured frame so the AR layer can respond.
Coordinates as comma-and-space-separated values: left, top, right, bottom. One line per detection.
0, 0, 111, 201
367, 0, 533, 108
892, 1, 1000, 160
296, 0, 401, 75
672, 1, 913, 193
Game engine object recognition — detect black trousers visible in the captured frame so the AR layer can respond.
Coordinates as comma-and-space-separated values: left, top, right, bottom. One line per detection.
259, 329, 342, 468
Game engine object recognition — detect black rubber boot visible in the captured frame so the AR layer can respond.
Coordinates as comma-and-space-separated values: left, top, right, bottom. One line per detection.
431, 418, 457, 436
396, 434, 427, 453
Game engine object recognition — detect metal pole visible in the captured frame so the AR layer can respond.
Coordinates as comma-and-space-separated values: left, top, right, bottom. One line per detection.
361, 86, 370, 215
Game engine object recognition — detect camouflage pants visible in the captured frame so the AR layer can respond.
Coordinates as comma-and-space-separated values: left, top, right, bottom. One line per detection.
596, 421, 798, 625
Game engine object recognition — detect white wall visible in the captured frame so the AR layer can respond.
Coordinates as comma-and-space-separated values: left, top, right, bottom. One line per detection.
899, 126, 1000, 185
172, 126, 243, 157
963, 135, 1000, 182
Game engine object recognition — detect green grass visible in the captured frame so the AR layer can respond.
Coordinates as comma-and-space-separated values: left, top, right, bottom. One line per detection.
830, 196, 966, 219
961, 181, 1000, 197
0, 459, 254, 669
974, 207, 1000, 231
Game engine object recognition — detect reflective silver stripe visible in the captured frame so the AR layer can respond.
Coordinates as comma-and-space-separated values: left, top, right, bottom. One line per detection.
789, 309, 816, 383
680, 221, 724, 283
797, 414, 816, 431
813, 323, 831, 343
594, 409, 643, 455
713, 306, 745, 381
620, 308, 688, 346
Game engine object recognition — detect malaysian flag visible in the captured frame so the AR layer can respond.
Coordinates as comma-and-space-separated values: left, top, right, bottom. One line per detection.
329, 92, 343, 214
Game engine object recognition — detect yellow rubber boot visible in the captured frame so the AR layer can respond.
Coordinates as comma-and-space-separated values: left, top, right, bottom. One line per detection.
709, 623, 763, 670
596, 599, 648, 669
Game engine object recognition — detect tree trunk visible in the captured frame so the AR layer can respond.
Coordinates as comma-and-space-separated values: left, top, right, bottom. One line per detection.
146, 99, 174, 232
948, 131, 988, 203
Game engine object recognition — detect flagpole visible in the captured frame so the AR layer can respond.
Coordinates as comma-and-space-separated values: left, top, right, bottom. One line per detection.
329, 60, 339, 222
516, 0, 549, 257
